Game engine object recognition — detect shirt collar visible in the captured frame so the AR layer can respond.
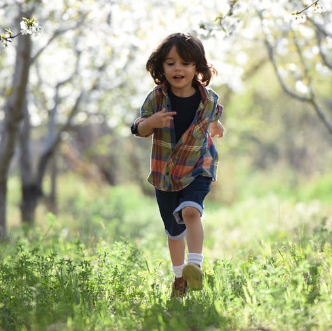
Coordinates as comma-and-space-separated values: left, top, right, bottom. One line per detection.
158, 81, 211, 105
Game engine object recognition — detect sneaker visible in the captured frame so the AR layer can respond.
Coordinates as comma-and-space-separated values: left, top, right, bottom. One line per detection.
171, 277, 187, 298
182, 263, 203, 290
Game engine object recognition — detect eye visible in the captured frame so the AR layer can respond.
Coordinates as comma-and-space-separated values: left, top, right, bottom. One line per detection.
183, 62, 191, 66
166, 62, 174, 66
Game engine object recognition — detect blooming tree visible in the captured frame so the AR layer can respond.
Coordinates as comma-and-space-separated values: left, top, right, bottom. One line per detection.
199, 0, 332, 135
0, 0, 330, 239
1, 0, 126, 232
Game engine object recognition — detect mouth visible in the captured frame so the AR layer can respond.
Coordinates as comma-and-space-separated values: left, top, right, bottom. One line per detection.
173, 75, 184, 80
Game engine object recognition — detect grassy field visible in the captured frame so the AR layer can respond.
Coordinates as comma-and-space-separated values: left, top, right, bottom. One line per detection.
1, 174, 332, 331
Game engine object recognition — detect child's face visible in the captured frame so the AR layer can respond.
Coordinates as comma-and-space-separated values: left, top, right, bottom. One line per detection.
163, 46, 197, 96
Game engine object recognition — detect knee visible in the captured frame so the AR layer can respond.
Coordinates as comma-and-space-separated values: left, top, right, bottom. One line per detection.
182, 207, 200, 223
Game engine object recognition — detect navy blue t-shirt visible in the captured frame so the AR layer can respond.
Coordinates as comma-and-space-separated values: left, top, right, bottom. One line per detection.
169, 88, 201, 142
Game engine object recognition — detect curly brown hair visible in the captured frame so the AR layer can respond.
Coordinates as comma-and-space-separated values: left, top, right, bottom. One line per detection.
146, 33, 217, 87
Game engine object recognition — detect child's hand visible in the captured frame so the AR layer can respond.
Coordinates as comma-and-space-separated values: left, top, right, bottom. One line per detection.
137, 108, 176, 136
147, 108, 176, 129
210, 120, 224, 138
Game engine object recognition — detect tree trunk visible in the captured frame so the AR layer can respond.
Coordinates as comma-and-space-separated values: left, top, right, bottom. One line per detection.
47, 154, 58, 215
0, 179, 8, 239
19, 105, 42, 223
0, 21, 32, 238
20, 183, 42, 224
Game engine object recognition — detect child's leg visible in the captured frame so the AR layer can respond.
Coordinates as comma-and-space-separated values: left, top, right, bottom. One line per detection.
168, 236, 188, 298
182, 207, 204, 290
174, 176, 211, 290
168, 236, 186, 266
182, 207, 203, 254
154, 188, 187, 288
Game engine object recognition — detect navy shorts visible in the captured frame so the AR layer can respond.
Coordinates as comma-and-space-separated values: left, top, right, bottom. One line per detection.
155, 175, 212, 240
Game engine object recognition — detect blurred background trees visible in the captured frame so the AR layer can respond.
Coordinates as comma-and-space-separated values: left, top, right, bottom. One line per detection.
0, 0, 331, 238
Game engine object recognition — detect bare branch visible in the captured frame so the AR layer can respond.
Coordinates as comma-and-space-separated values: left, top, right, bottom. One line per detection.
292, 30, 312, 92
307, 18, 332, 70
257, 10, 332, 135
295, 0, 319, 15
46, 48, 81, 143
37, 90, 84, 186
307, 17, 332, 38
30, 16, 86, 64
315, 31, 332, 70
309, 98, 332, 135
257, 10, 309, 102
292, 29, 332, 135
263, 37, 311, 102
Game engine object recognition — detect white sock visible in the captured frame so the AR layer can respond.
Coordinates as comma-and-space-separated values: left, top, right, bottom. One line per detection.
172, 262, 187, 278
187, 253, 204, 267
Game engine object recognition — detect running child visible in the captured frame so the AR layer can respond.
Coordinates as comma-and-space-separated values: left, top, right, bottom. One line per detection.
131, 32, 224, 298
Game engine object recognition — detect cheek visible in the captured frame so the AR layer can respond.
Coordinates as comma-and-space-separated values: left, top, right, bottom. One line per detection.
162, 65, 169, 74
163, 68, 172, 78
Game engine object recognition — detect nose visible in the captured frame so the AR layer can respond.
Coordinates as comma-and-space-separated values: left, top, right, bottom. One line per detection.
174, 63, 181, 71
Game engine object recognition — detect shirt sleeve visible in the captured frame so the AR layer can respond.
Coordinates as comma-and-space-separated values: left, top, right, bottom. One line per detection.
140, 91, 155, 118
211, 103, 223, 122
131, 91, 156, 137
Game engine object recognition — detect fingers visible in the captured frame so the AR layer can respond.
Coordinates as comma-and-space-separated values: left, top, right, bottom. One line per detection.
159, 108, 176, 115
159, 109, 176, 122
165, 113, 176, 119
210, 131, 224, 138
160, 110, 177, 117
152, 108, 176, 128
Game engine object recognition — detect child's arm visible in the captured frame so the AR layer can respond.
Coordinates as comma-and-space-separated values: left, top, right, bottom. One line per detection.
210, 120, 224, 138
137, 108, 176, 136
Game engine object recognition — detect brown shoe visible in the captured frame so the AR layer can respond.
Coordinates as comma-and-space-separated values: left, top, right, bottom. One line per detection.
171, 277, 187, 298
182, 264, 203, 290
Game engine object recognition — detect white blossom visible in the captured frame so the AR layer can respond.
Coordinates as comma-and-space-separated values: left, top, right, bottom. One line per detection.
0, 34, 10, 52
20, 20, 30, 35
20, 18, 42, 37
292, 13, 306, 24
313, 3, 326, 13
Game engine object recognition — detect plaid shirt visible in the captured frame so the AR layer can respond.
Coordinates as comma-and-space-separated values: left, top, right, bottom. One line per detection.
133, 82, 223, 191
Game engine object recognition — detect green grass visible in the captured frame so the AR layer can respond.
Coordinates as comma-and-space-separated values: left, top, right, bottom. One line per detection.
1, 174, 332, 330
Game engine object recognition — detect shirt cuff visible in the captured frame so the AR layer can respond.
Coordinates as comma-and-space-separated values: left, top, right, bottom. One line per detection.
131, 117, 153, 137
212, 104, 223, 122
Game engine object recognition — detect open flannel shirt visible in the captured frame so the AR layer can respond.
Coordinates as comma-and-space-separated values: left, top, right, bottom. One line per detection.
132, 81, 223, 192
